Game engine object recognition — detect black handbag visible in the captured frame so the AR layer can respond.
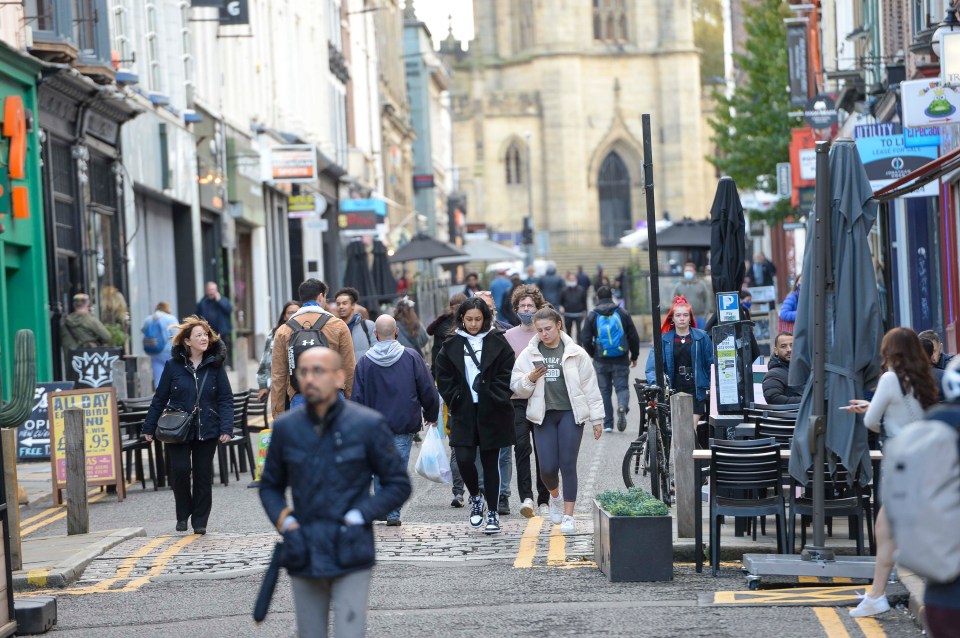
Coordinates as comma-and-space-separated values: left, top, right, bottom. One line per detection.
156, 370, 209, 444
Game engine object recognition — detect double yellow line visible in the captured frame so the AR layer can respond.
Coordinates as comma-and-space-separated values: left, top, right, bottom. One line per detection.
20, 487, 106, 536
513, 515, 595, 569
813, 608, 887, 638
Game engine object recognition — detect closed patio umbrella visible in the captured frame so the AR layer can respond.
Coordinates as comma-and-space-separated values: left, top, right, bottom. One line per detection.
788, 139, 883, 490
370, 239, 397, 303
342, 240, 375, 301
709, 177, 746, 295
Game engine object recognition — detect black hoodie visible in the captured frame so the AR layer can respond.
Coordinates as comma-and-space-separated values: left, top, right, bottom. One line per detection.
761, 355, 802, 405
580, 300, 640, 365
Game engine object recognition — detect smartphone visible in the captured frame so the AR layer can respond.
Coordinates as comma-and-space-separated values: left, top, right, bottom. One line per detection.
838, 405, 854, 411
534, 361, 547, 369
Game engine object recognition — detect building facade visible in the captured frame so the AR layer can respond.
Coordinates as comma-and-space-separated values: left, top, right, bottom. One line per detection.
444, 0, 710, 250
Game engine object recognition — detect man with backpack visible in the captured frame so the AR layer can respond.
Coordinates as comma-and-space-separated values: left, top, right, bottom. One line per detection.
881, 358, 960, 635
580, 286, 640, 432
270, 279, 356, 417
141, 301, 179, 389
334, 287, 376, 360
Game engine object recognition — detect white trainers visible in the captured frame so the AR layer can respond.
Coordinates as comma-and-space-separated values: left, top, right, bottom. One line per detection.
537, 504, 550, 518
519, 498, 535, 519
849, 593, 890, 617
548, 495, 564, 524
559, 515, 576, 534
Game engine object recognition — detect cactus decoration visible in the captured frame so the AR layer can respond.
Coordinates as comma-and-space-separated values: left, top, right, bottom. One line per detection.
0, 330, 37, 429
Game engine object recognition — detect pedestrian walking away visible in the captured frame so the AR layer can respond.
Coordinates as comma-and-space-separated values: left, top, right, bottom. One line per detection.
435, 297, 516, 534
537, 265, 565, 308
581, 286, 640, 432
259, 347, 411, 638
646, 296, 713, 433
257, 301, 301, 405
60, 292, 112, 357
196, 281, 234, 367
846, 327, 939, 618
511, 307, 604, 534
143, 316, 233, 535
270, 278, 357, 418
559, 272, 588, 343
490, 267, 513, 317
141, 301, 179, 389
352, 314, 440, 526
334, 287, 376, 360
779, 275, 801, 333
505, 284, 552, 518
762, 332, 802, 405
394, 297, 429, 356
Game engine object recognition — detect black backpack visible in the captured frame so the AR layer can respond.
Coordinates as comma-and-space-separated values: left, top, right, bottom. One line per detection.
286, 315, 331, 392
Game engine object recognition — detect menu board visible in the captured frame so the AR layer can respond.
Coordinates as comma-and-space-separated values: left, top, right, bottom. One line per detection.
48, 387, 125, 503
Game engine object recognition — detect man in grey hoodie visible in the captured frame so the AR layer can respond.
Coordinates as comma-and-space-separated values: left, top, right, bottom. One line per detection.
352, 315, 440, 526
334, 287, 376, 360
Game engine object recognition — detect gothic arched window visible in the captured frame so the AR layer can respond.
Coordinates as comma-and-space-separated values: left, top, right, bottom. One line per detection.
506, 143, 524, 185
593, 0, 629, 42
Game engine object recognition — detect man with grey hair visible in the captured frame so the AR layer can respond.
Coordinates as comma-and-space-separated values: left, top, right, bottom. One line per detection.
352, 315, 439, 526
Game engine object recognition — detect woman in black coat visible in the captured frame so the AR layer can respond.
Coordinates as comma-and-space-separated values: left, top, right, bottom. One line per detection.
435, 297, 515, 535
144, 315, 233, 534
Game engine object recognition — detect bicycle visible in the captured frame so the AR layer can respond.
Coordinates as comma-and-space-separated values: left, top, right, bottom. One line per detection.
622, 381, 673, 505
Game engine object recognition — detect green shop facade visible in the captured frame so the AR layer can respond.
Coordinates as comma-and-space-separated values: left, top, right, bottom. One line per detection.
0, 42, 52, 394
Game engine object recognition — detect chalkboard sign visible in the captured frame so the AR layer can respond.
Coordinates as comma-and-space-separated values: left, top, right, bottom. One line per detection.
17, 382, 74, 461
66, 347, 122, 389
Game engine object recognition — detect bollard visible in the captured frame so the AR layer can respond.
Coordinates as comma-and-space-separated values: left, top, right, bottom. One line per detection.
671, 392, 696, 538
235, 336, 249, 391
64, 408, 89, 535
2, 429, 22, 570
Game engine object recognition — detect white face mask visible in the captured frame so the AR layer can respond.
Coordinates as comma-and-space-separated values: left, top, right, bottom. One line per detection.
684, 270, 695, 280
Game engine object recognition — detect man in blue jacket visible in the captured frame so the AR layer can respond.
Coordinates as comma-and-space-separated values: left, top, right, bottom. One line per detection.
196, 281, 233, 365
260, 347, 410, 638
352, 315, 439, 526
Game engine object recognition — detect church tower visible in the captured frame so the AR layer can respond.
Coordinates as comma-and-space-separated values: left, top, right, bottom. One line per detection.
448, 0, 709, 249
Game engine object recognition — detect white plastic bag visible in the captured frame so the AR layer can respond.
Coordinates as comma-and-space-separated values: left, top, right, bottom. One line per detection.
415, 425, 452, 483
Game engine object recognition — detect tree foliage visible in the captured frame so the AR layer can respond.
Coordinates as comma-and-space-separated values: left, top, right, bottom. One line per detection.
694, 0, 725, 84
708, 0, 799, 195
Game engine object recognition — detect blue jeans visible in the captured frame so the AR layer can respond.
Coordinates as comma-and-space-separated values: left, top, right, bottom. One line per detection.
594, 360, 630, 429
373, 433, 414, 520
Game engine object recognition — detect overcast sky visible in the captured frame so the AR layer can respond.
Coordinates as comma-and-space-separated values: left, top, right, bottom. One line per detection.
413, 0, 474, 47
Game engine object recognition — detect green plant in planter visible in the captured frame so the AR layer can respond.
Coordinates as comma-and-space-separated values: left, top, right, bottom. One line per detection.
596, 487, 670, 517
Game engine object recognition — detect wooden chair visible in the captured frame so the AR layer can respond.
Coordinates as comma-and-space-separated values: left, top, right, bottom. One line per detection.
709, 438, 789, 575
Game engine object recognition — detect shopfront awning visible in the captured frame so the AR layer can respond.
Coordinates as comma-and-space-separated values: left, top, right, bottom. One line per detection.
873, 145, 960, 202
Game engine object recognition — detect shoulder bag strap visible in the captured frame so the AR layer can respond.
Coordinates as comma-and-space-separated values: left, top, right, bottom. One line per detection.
193, 369, 211, 413
463, 339, 482, 369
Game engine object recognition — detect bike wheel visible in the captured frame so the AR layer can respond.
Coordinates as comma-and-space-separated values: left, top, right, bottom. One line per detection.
649, 423, 661, 501
658, 447, 671, 506
621, 437, 645, 488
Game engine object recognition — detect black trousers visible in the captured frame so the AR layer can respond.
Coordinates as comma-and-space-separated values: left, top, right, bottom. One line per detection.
564, 315, 584, 343
513, 400, 549, 505
167, 438, 218, 529
453, 446, 500, 511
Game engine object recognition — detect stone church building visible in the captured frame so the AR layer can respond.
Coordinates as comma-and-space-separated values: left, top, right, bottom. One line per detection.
441, 0, 713, 249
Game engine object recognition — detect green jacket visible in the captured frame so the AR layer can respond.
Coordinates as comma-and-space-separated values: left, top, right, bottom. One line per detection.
60, 311, 112, 352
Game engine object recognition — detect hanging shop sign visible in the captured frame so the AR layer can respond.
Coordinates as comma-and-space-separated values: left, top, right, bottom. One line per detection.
339, 198, 387, 237
288, 194, 328, 218
66, 347, 122, 389
855, 134, 939, 198
0, 95, 30, 226
904, 126, 941, 148
802, 93, 838, 129
219, 0, 249, 25
786, 22, 809, 107
264, 144, 318, 184
901, 80, 960, 127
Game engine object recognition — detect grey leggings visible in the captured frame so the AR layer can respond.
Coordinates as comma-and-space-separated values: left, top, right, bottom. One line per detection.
534, 410, 584, 502
290, 569, 372, 638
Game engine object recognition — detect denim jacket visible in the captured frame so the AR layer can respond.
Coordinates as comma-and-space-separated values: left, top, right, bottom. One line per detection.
644, 328, 714, 402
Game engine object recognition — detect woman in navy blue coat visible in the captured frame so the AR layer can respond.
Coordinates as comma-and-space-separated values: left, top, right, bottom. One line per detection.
144, 316, 233, 534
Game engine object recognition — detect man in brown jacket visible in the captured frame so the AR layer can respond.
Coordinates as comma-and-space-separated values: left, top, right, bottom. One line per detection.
270, 278, 356, 417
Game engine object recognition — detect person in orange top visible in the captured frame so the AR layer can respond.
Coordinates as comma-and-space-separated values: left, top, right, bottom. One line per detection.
270, 278, 356, 418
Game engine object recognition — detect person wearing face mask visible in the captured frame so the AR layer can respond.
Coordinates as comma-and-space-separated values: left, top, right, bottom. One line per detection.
505, 285, 551, 518
671, 262, 711, 326
779, 275, 801, 332
559, 273, 588, 342
645, 296, 713, 430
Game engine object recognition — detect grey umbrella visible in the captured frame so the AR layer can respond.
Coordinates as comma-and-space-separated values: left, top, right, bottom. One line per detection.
389, 233, 466, 263
342, 240, 375, 301
788, 139, 883, 487
370, 239, 397, 303
709, 177, 746, 295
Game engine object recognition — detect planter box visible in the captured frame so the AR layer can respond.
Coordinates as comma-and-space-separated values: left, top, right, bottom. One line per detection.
593, 500, 673, 582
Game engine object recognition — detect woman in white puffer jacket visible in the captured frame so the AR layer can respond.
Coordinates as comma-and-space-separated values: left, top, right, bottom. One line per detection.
511, 308, 605, 534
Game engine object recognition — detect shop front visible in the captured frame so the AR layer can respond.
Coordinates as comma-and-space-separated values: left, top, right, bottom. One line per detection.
0, 43, 51, 390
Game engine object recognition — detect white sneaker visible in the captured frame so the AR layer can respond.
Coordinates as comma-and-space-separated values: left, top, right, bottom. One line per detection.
548, 495, 564, 524
559, 515, 576, 534
519, 498, 535, 519
849, 593, 890, 617
537, 504, 550, 518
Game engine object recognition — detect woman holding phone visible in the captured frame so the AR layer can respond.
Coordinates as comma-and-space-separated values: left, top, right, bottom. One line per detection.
846, 327, 939, 617
511, 307, 604, 534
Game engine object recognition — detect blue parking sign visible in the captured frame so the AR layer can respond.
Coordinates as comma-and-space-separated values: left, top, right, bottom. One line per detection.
717, 292, 741, 324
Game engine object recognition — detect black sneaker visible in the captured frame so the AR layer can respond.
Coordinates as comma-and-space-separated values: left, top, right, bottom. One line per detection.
469, 495, 485, 528
386, 518, 402, 527
176, 520, 188, 532
451, 494, 464, 508
617, 406, 627, 432
498, 495, 511, 516
484, 510, 501, 535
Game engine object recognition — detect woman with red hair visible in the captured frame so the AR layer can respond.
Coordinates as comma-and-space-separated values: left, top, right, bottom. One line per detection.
644, 296, 714, 424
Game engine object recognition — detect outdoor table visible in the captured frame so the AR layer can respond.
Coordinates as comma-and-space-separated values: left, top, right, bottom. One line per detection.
692, 449, 884, 573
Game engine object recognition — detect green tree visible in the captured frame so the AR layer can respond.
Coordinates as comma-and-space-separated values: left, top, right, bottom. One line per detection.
694, 0, 725, 84
708, 0, 799, 220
